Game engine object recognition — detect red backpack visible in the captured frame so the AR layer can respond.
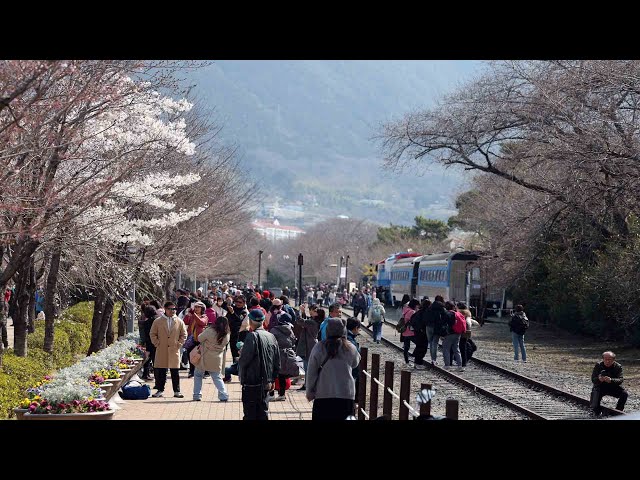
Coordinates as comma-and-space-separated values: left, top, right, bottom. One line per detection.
452, 311, 467, 334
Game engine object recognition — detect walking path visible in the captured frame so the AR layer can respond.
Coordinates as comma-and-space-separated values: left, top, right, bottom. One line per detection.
113, 350, 312, 420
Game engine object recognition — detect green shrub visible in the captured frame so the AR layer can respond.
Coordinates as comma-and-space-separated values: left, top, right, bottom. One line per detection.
0, 300, 120, 419
0, 352, 50, 419
56, 320, 91, 354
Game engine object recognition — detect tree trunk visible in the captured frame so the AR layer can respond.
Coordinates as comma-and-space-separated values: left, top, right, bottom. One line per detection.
100, 297, 114, 349
43, 249, 62, 353
27, 262, 36, 334
163, 271, 175, 303
13, 262, 31, 357
87, 290, 106, 355
117, 304, 126, 339
105, 301, 115, 346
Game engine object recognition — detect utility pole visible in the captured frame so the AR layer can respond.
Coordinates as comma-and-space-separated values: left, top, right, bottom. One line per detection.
298, 253, 304, 306
345, 255, 350, 292
258, 250, 264, 290
338, 256, 344, 290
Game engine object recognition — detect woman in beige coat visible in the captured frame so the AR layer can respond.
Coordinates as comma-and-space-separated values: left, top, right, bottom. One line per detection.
193, 316, 231, 401
150, 302, 187, 398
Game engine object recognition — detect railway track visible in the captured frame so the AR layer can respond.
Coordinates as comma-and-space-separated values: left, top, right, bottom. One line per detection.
341, 306, 623, 419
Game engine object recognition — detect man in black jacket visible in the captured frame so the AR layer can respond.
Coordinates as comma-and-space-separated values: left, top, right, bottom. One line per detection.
590, 351, 628, 415
227, 295, 249, 363
426, 296, 451, 365
238, 309, 280, 420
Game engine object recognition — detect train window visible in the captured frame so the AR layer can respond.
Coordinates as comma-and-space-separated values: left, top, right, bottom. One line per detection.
472, 267, 480, 280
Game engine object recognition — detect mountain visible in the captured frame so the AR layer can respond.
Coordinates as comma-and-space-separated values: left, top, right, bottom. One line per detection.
188, 60, 484, 226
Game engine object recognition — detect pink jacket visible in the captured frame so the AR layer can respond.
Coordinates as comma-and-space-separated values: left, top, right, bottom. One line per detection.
401, 306, 416, 337
205, 308, 217, 325
183, 313, 208, 341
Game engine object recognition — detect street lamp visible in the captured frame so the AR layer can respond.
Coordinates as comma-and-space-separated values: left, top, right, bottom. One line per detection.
284, 255, 296, 293
345, 255, 350, 292
124, 244, 138, 334
258, 250, 264, 290
338, 256, 344, 290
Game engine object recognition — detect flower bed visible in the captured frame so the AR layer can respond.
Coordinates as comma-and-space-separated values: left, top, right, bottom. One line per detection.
14, 334, 145, 418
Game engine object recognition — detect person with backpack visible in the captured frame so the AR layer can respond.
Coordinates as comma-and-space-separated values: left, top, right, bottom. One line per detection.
508, 304, 529, 362
442, 301, 466, 371
368, 297, 385, 343
427, 295, 448, 365
398, 299, 420, 365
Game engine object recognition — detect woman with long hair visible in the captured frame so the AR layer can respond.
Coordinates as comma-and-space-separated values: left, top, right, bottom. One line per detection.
192, 316, 231, 401
183, 301, 208, 378
306, 318, 360, 420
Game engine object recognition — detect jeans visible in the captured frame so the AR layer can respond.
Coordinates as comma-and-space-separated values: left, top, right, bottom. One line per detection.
193, 368, 228, 400
403, 336, 413, 363
427, 326, 439, 362
511, 332, 526, 361
442, 334, 462, 367
459, 336, 469, 367
225, 362, 239, 381
372, 322, 382, 342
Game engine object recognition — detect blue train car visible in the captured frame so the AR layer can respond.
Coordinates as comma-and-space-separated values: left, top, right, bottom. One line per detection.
386, 251, 482, 306
373, 252, 421, 306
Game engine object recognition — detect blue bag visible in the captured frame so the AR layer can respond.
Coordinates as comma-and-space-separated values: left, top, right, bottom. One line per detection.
119, 382, 151, 400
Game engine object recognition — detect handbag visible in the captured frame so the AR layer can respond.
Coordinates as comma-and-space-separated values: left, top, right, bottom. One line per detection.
184, 335, 196, 351
189, 344, 202, 364
183, 320, 197, 350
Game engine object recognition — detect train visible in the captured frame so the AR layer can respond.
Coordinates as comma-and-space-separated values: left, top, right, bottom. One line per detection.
374, 251, 483, 309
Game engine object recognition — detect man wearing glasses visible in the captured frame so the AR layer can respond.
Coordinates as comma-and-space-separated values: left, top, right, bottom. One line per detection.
150, 301, 188, 398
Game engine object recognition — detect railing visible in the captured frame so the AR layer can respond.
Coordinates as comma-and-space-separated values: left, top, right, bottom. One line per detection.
356, 346, 458, 420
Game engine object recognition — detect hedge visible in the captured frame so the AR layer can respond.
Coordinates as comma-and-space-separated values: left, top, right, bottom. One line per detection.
0, 301, 122, 419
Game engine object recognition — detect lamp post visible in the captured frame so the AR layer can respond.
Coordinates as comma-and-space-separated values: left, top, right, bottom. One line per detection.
345, 254, 350, 293
284, 255, 296, 294
258, 250, 264, 290
125, 245, 138, 334
338, 255, 344, 290
297, 253, 303, 306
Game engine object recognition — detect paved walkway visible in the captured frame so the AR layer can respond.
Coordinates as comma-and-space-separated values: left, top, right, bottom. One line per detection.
113, 350, 312, 420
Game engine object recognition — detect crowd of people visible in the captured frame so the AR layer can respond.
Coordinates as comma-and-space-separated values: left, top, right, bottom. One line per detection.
136, 284, 366, 420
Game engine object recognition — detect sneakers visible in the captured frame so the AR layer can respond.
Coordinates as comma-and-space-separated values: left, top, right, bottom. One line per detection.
193, 397, 202, 402
273, 395, 286, 401
174, 392, 184, 398
152, 391, 164, 398
457, 366, 465, 372
414, 363, 427, 370
522, 360, 527, 363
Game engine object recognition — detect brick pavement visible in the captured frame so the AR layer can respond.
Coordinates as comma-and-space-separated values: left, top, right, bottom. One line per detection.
113, 350, 312, 420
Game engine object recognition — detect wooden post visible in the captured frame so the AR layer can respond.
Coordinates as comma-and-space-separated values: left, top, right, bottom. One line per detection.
369, 353, 380, 420
399, 370, 411, 420
420, 383, 432, 417
358, 347, 368, 420
382, 360, 394, 419
445, 399, 459, 420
